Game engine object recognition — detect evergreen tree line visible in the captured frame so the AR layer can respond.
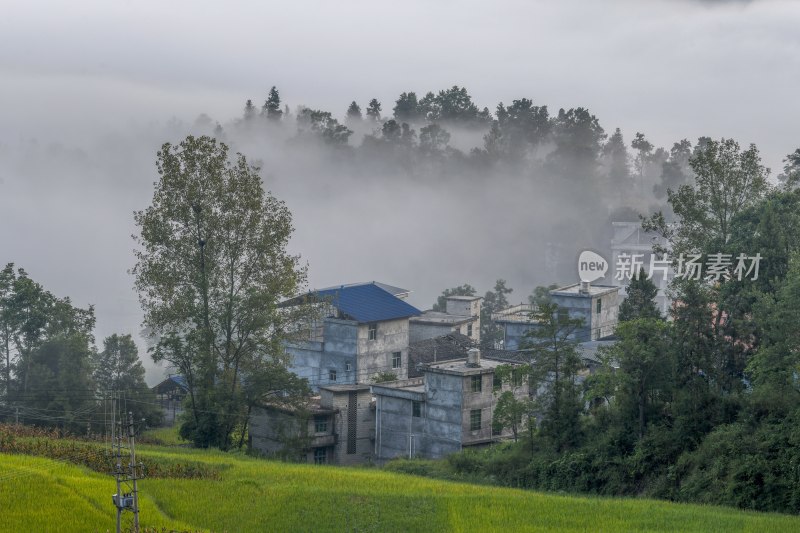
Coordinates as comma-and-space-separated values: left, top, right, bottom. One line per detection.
215, 85, 716, 217
0, 264, 161, 432
428, 140, 800, 514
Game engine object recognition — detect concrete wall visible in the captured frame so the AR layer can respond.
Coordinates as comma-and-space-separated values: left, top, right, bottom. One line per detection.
373, 364, 530, 460
286, 316, 412, 388
422, 371, 466, 456
549, 293, 592, 341
249, 407, 336, 462
550, 292, 619, 342
409, 322, 454, 344
286, 319, 359, 389
593, 293, 619, 339
460, 372, 497, 445
321, 388, 375, 465
357, 317, 409, 381
374, 394, 429, 459
445, 298, 481, 342
502, 322, 538, 350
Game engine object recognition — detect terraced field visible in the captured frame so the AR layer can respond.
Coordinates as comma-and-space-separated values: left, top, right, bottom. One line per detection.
1, 444, 799, 532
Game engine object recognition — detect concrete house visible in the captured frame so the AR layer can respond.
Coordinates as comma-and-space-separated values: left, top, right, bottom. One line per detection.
611, 221, 671, 316
371, 349, 529, 460
550, 282, 620, 342
249, 383, 374, 465
151, 375, 188, 427
407, 332, 475, 378
409, 295, 482, 344
280, 282, 422, 389
492, 282, 620, 350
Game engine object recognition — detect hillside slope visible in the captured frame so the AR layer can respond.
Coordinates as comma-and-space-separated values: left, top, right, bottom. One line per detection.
1, 448, 799, 533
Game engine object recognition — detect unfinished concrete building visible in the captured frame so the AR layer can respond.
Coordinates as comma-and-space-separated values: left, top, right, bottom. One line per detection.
280, 282, 421, 389
409, 295, 482, 344
249, 383, 374, 465
492, 283, 620, 349
371, 349, 528, 460
611, 221, 671, 316
550, 282, 620, 342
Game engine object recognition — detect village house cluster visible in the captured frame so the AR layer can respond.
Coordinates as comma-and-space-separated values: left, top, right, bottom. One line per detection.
149, 224, 680, 464
247, 277, 622, 464
153, 276, 623, 464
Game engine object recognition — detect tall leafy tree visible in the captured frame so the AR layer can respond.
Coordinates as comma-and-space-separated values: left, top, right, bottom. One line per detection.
631, 132, 654, 181
654, 139, 693, 201
418, 124, 450, 156
393, 92, 422, 123
0, 265, 97, 430
778, 148, 800, 190
492, 363, 533, 442
602, 128, 631, 195
645, 138, 771, 255
22, 333, 96, 432
92, 334, 162, 426
607, 318, 671, 440
547, 107, 606, 182
488, 99, 550, 162
427, 86, 488, 126
296, 109, 353, 146
133, 135, 310, 448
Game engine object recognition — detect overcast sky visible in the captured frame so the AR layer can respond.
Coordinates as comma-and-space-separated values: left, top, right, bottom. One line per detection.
1, 0, 798, 382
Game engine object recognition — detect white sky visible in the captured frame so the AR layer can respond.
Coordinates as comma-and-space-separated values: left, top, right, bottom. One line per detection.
1, 0, 798, 382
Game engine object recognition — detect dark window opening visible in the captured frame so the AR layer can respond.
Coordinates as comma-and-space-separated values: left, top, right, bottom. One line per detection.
470, 375, 482, 393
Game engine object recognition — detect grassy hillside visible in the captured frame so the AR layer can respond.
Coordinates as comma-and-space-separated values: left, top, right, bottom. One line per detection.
1, 445, 800, 533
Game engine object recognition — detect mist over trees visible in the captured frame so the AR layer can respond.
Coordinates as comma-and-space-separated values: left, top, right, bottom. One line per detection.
180, 84, 728, 296
420, 138, 800, 515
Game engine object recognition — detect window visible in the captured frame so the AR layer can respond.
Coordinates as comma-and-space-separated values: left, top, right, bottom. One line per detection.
329, 369, 337, 382
314, 415, 328, 433
512, 369, 523, 388
470, 409, 482, 431
412, 401, 422, 418
596, 298, 602, 314
314, 447, 327, 465
467, 323, 473, 337
392, 351, 402, 369
345, 362, 352, 372
558, 308, 569, 323
493, 373, 502, 392
470, 375, 482, 393
368, 323, 377, 340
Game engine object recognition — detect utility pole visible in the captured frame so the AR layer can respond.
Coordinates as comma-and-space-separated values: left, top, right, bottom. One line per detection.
128, 411, 140, 533
110, 393, 142, 533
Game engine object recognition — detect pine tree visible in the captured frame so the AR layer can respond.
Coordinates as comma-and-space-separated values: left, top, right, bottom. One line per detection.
346, 101, 362, 122
243, 99, 256, 121
618, 269, 661, 322
262, 86, 283, 121
366, 98, 382, 121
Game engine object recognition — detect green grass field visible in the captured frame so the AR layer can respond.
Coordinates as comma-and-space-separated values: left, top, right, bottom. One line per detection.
2, 443, 800, 533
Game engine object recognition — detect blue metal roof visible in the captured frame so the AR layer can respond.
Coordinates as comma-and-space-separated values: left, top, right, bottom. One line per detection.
315, 283, 421, 323
169, 375, 188, 390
